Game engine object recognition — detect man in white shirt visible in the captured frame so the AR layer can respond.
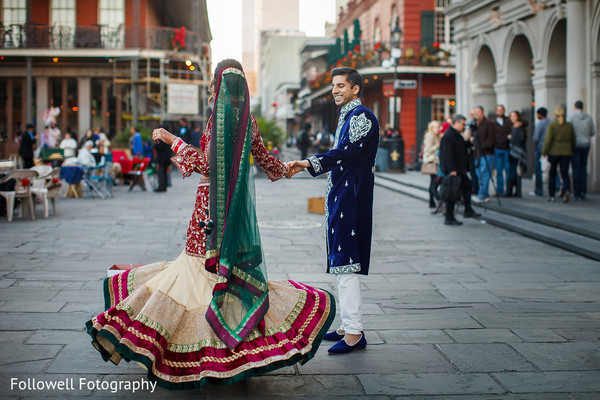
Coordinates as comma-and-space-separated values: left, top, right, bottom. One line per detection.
77, 141, 96, 168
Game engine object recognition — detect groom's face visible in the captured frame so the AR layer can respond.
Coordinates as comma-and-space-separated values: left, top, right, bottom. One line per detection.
331, 75, 359, 107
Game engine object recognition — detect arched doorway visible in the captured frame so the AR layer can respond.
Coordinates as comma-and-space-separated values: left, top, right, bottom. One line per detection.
503, 34, 534, 117
591, 13, 600, 191
543, 20, 567, 113
472, 45, 497, 114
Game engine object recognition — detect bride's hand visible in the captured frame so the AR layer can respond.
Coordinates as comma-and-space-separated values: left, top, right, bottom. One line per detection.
152, 128, 175, 145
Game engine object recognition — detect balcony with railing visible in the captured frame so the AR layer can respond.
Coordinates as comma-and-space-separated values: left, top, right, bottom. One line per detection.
308, 40, 454, 91
0, 24, 207, 54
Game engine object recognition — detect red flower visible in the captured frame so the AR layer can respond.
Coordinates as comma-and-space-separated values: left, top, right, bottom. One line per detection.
433, 42, 440, 48
19, 178, 30, 187
172, 26, 187, 50
336, 60, 342, 66
347, 51, 353, 58
374, 42, 382, 50
354, 44, 360, 52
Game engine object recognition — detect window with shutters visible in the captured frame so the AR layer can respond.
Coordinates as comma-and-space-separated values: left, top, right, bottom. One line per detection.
99, 0, 125, 48
3, 0, 27, 48
51, 0, 76, 48
435, 0, 453, 45
431, 96, 456, 123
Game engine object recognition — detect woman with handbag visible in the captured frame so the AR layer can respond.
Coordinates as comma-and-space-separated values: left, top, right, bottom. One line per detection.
542, 106, 576, 202
421, 120, 442, 208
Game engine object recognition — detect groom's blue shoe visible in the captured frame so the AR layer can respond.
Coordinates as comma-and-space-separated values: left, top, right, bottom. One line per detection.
328, 332, 367, 354
323, 330, 344, 341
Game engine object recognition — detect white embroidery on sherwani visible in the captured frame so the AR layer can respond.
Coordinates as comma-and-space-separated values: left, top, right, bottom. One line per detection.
330, 263, 361, 274
349, 113, 372, 143
308, 155, 322, 173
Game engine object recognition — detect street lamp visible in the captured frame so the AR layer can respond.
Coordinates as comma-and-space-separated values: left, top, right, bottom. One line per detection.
391, 21, 402, 132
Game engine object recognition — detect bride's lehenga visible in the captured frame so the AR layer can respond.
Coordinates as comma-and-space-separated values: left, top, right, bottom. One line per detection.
86, 70, 335, 389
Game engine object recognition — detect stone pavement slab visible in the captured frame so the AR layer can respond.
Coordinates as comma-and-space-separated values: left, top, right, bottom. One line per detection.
436, 343, 537, 373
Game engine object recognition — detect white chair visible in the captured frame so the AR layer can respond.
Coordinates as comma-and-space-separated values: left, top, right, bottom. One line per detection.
46, 167, 62, 215
29, 165, 53, 218
0, 169, 39, 222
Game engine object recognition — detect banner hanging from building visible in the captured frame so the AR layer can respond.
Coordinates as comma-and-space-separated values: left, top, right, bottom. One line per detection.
167, 83, 199, 115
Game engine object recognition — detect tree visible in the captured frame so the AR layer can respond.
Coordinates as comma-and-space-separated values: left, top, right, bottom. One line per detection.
255, 117, 285, 148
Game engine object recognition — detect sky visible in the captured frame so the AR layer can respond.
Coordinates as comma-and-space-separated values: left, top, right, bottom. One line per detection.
206, 0, 336, 66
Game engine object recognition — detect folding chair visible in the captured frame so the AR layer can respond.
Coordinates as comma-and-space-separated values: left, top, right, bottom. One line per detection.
126, 157, 151, 192
83, 160, 112, 199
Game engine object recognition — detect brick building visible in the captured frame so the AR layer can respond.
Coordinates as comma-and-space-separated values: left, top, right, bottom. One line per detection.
0, 0, 211, 158
299, 0, 455, 166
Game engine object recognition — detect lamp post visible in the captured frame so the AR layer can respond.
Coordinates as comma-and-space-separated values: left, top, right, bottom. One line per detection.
391, 21, 402, 132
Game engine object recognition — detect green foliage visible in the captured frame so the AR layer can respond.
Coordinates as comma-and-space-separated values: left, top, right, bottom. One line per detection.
255, 117, 285, 148
111, 124, 152, 148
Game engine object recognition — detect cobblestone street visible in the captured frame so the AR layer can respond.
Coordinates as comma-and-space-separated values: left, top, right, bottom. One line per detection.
0, 168, 599, 399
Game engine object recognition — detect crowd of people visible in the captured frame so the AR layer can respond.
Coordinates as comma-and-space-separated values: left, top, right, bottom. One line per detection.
421, 101, 595, 225
294, 123, 334, 159
15, 110, 209, 195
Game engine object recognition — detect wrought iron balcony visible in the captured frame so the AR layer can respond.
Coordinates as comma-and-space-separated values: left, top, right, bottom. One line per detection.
0, 23, 206, 54
308, 40, 455, 91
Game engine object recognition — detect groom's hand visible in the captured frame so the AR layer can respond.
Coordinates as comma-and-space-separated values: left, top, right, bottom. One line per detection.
286, 160, 309, 178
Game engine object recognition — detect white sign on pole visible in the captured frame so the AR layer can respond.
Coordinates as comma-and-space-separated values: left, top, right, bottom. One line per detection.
167, 83, 199, 115
394, 79, 417, 89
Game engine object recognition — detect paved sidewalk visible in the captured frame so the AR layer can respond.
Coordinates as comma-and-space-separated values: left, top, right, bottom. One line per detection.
0, 164, 599, 399
377, 170, 600, 235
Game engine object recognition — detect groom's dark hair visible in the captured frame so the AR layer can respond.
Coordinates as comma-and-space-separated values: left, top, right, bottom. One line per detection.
331, 67, 363, 97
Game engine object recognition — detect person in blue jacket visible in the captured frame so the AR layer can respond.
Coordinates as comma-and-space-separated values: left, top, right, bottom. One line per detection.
288, 67, 379, 354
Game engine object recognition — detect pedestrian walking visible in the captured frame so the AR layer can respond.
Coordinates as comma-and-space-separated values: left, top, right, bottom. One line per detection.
494, 105, 512, 196
288, 66, 379, 354
542, 106, 576, 202
567, 100, 595, 201
532, 107, 550, 196
421, 120, 442, 208
19, 123, 36, 168
505, 111, 527, 197
472, 106, 496, 201
153, 125, 172, 192
439, 114, 480, 225
296, 123, 312, 159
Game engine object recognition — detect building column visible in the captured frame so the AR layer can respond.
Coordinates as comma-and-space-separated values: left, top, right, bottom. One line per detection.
532, 74, 566, 115
116, 86, 123, 136
471, 84, 496, 116
61, 79, 68, 135
566, 0, 587, 110
6, 79, 14, 143
26, 57, 33, 125
494, 81, 533, 115
101, 80, 109, 131
591, 61, 600, 191
35, 76, 49, 134
77, 77, 91, 138
455, 39, 471, 113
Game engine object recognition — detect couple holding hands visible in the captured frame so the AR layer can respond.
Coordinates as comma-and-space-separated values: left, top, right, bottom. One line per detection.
85, 59, 379, 390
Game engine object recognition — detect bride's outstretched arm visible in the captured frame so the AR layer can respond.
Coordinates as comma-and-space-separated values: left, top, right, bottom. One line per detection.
250, 116, 290, 181
153, 127, 209, 178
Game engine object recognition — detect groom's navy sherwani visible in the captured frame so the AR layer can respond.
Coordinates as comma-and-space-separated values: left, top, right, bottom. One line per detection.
307, 99, 379, 275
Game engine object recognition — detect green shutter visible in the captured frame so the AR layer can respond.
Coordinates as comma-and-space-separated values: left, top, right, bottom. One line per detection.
421, 11, 435, 48
417, 97, 432, 153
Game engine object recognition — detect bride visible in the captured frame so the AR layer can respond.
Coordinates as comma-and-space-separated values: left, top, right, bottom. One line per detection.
86, 59, 335, 390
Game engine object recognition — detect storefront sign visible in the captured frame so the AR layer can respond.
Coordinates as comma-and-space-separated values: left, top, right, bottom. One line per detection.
167, 83, 199, 115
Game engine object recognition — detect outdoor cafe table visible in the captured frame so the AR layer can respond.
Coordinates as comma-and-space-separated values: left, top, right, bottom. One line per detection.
59, 165, 84, 198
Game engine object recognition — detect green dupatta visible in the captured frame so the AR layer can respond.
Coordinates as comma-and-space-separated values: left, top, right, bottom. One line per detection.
204, 67, 269, 349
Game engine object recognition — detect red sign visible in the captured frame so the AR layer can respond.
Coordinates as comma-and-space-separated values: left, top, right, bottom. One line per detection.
383, 83, 394, 97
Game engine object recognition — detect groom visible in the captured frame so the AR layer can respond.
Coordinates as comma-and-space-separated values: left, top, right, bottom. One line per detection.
288, 67, 379, 354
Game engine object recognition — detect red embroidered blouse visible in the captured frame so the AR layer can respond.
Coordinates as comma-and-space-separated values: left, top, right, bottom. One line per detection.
170, 115, 289, 257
